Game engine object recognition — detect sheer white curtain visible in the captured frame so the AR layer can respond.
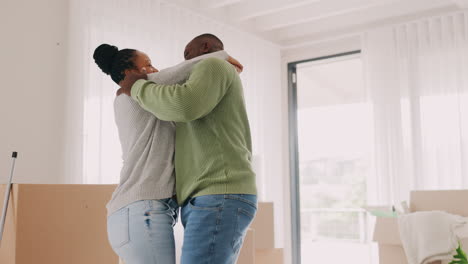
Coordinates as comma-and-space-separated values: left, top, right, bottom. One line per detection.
65, 0, 281, 185
363, 11, 468, 205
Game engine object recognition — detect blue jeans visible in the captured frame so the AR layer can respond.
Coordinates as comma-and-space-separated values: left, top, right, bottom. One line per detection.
181, 194, 257, 264
107, 198, 179, 264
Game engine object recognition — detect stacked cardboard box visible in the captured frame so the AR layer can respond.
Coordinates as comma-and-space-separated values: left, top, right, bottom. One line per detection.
0, 184, 283, 264
0, 184, 118, 264
238, 202, 284, 264
237, 229, 256, 264
373, 190, 468, 264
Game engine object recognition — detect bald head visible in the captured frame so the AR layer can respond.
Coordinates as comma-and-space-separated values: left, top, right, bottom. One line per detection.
184, 33, 224, 60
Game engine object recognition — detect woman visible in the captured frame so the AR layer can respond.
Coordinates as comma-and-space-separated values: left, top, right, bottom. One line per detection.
93, 44, 241, 264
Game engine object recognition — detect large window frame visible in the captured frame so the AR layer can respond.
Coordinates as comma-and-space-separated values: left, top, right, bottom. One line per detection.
287, 50, 362, 264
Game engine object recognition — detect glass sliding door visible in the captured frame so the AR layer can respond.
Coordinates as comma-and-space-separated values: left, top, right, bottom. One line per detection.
289, 51, 376, 264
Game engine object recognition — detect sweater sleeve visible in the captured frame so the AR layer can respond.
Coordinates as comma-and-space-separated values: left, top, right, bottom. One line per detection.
147, 50, 229, 85
131, 57, 235, 122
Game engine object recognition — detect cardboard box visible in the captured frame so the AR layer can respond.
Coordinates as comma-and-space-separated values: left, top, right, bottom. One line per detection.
373, 217, 408, 264
376, 244, 409, 264
237, 228, 255, 264
374, 190, 468, 264
0, 184, 118, 264
411, 190, 468, 216
250, 202, 275, 249
256, 248, 283, 264
0, 185, 18, 263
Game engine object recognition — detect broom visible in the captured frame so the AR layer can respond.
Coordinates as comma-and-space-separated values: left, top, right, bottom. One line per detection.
0, 152, 18, 246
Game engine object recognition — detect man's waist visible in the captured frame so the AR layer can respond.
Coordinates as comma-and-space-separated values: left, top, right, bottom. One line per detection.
177, 176, 257, 206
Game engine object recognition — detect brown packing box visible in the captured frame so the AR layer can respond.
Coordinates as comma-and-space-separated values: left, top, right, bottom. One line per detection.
377, 244, 409, 264
0, 185, 18, 263
373, 217, 410, 264
250, 202, 275, 249
0, 184, 118, 264
373, 190, 468, 264
256, 248, 284, 264
249, 202, 284, 264
411, 190, 468, 216
237, 228, 255, 264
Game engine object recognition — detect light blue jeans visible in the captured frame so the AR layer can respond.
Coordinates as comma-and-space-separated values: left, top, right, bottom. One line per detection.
107, 198, 179, 264
181, 194, 258, 264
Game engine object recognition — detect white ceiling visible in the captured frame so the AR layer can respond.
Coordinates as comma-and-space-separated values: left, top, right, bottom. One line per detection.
173, 0, 466, 48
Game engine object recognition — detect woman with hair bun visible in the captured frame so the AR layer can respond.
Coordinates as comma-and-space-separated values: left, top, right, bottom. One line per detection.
93, 43, 241, 264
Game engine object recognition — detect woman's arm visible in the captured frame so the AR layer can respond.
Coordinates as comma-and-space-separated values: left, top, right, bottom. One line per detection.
147, 50, 230, 85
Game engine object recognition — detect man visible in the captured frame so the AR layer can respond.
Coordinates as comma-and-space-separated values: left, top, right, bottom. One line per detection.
119, 34, 257, 264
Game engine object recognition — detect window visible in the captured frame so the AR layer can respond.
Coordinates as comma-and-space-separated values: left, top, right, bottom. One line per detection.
289, 51, 375, 264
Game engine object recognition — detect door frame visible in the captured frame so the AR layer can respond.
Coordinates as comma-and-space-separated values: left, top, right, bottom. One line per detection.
287, 50, 361, 264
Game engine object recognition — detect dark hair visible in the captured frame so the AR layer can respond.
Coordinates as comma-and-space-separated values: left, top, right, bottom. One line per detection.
194, 33, 224, 50
93, 44, 137, 84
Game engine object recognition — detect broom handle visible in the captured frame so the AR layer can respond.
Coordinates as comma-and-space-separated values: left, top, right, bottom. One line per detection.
0, 152, 18, 245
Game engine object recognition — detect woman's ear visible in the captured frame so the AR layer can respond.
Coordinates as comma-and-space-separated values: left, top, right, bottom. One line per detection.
124, 69, 132, 77
124, 68, 139, 76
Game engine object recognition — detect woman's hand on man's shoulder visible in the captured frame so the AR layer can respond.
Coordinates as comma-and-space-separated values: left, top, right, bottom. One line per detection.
119, 72, 148, 96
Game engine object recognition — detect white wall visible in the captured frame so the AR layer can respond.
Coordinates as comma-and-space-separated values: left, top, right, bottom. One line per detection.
0, 0, 69, 184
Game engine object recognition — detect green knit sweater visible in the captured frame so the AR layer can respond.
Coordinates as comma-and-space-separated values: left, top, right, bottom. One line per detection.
131, 57, 257, 205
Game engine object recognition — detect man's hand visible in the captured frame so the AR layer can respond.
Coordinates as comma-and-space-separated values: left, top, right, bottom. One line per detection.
119, 72, 148, 96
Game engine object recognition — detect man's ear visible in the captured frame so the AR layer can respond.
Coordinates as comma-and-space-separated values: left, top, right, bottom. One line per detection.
201, 42, 211, 53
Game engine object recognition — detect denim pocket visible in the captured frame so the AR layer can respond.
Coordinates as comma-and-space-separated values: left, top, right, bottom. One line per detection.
188, 195, 224, 211
107, 208, 130, 249
144, 199, 179, 227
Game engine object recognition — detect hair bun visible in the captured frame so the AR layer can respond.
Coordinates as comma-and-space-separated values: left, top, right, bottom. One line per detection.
93, 44, 119, 75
